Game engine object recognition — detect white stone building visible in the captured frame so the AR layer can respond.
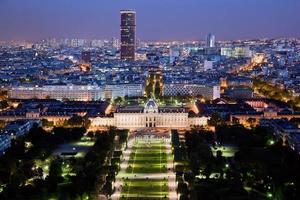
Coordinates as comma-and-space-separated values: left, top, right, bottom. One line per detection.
91, 99, 209, 129
8, 85, 101, 101
8, 83, 144, 101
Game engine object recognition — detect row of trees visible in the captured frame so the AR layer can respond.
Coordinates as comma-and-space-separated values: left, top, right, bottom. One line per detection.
64, 115, 91, 128
171, 130, 187, 162
254, 79, 300, 110
47, 128, 128, 199
145, 74, 163, 98
0, 100, 9, 110
41, 115, 91, 129
0, 90, 7, 100
0, 120, 6, 128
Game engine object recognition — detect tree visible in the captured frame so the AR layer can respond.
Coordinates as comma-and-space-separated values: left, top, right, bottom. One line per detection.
103, 181, 113, 195
0, 100, 9, 109
177, 182, 189, 195
0, 120, 6, 128
208, 112, 224, 126
154, 81, 162, 98
41, 119, 54, 127
247, 117, 256, 127
113, 96, 124, 105
48, 158, 62, 178
17, 103, 22, 109
290, 118, 300, 127
203, 163, 213, 179
66, 115, 91, 128
232, 117, 240, 125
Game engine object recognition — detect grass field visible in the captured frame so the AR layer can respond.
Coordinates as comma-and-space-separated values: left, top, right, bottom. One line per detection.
120, 138, 169, 199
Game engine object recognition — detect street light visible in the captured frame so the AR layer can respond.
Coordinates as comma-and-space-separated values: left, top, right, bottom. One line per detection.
267, 192, 272, 198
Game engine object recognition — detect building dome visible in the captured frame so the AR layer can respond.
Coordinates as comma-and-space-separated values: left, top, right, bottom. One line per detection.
144, 98, 158, 113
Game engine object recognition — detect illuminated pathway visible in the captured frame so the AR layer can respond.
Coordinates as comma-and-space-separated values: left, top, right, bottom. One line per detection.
111, 134, 178, 200
111, 140, 133, 200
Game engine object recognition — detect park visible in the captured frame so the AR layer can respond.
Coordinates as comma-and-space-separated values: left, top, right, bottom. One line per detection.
112, 130, 177, 200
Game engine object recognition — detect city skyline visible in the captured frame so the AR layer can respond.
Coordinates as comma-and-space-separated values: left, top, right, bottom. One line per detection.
0, 0, 300, 41
0, 1, 300, 199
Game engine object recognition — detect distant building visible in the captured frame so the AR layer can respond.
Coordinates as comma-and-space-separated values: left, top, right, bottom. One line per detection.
111, 37, 120, 49
223, 77, 253, 88
0, 119, 41, 138
197, 100, 256, 119
230, 105, 300, 126
91, 98, 209, 129
8, 85, 102, 101
163, 83, 220, 100
204, 60, 213, 71
104, 84, 144, 99
8, 84, 144, 101
120, 10, 136, 61
224, 87, 254, 99
234, 47, 252, 58
0, 100, 110, 126
80, 51, 91, 72
169, 47, 180, 63
0, 99, 209, 130
81, 51, 91, 64
221, 47, 252, 58
260, 119, 300, 155
206, 33, 215, 48
0, 134, 11, 153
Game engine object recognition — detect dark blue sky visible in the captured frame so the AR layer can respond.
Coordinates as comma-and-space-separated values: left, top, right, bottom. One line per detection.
0, 0, 299, 41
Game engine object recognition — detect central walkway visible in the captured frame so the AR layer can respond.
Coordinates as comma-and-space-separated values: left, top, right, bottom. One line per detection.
111, 132, 177, 200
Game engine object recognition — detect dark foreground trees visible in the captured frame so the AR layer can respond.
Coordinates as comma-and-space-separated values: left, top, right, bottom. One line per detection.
0, 127, 128, 200
0, 126, 86, 199
182, 125, 299, 200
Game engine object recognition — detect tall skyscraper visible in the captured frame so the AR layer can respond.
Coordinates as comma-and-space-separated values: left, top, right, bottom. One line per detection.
206, 33, 215, 48
120, 10, 136, 61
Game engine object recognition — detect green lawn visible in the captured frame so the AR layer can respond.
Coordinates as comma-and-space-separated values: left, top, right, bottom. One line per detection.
121, 179, 168, 199
210, 145, 239, 158
121, 139, 169, 199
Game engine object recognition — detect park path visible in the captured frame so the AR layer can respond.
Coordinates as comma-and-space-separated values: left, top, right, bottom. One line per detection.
166, 143, 178, 200
111, 140, 133, 200
111, 136, 178, 200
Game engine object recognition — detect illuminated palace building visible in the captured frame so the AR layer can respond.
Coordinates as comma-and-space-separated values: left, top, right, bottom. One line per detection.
0, 99, 208, 130
92, 99, 209, 129
120, 10, 136, 61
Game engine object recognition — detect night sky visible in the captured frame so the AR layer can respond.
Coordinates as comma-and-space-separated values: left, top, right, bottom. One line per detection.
0, 0, 299, 41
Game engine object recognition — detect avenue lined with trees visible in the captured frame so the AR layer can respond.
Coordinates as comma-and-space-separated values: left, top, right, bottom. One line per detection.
254, 79, 300, 110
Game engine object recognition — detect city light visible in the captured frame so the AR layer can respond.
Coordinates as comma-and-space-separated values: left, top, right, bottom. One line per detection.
0, 1, 299, 200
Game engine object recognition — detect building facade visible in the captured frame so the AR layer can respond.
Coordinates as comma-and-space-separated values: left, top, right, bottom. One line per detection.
8, 84, 144, 101
0, 134, 11, 153
8, 85, 102, 101
91, 99, 209, 129
104, 84, 144, 99
81, 51, 91, 64
206, 33, 215, 48
163, 83, 221, 100
120, 10, 136, 61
